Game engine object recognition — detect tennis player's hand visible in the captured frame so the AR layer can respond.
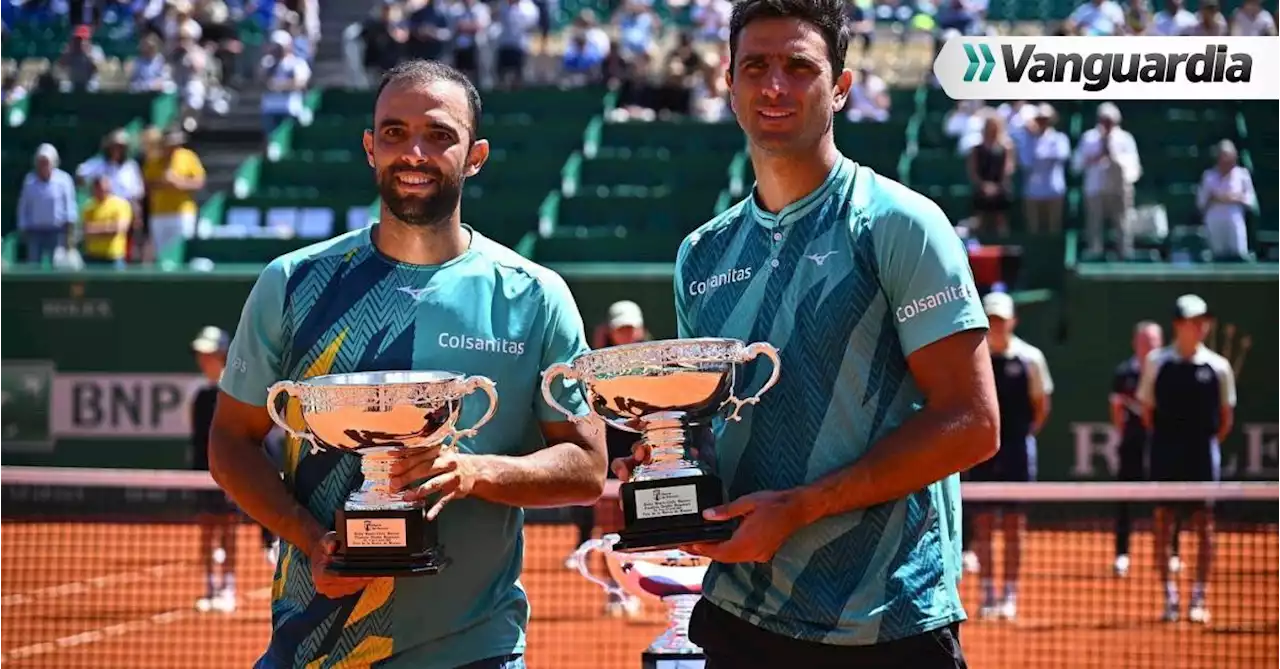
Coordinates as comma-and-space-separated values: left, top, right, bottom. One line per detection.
609, 442, 651, 482
310, 532, 375, 598
681, 490, 807, 564
393, 449, 483, 521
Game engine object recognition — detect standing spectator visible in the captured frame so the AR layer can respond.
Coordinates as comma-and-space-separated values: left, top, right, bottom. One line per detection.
17, 144, 78, 265
359, 3, 409, 86
1019, 103, 1070, 235
143, 130, 206, 260
1066, 0, 1127, 34
1189, 0, 1229, 35
1231, 0, 1277, 35
75, 129, 146, 207
451, 0, 493, 83
79, 175, 133, 268
845, 0, 874, 52
56, 24, 105, 92
407, 0, 453, 63
691, 0, 734, 42
259, 30, 312, 136
845, 65, 890, 123
1138, 294, 1236, 625
1122, 0, 1153, 33
967, 112, 1016, 237
1196, 139, 1257, 262
614, 0, 655, 58
1151, 0, 1197, 34
494, 0, 540, 89
172, 21, 211, 130
1110, 320, 1163, 577
1073, 102, 1142, 259
561, 31, 607, 85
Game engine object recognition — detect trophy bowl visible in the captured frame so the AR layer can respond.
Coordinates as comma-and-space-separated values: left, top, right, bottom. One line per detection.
266, 370, 498, 576
541, 338, 780, 553
574, 534, 710, 669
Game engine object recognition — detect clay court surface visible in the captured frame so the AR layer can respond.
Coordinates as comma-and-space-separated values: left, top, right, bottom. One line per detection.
1, 522, 1275, 669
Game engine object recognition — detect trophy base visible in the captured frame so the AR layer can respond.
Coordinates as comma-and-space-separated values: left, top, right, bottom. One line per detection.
326, 548, 450, 577
642, 651, 706, 669
332, 505, 448, 577
613, 520, 736, 553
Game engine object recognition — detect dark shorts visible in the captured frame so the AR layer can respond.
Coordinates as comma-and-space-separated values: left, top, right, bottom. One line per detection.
496, 47, 525, 76
1117, 435, 1148, 482
689, 599, 967, 669
1151, 439, 1220, 514
967, 435, 1035, 514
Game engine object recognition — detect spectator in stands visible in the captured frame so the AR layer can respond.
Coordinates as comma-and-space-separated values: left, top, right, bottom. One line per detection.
1232, 0, 1277, 35
279, 0, 321, 47
1122, 0, 1153, 33
1151, 0, 1198, 34
407, 0, 453, 63
359, 3, 410, 86
845, 0, 874, 53
967, 111, 1016, 237
495, 0, 541, 89
945, 99, 988, 156
259, 29, 312, 135
691, 0, 734, 42
1190, 0, 1229, 34
79, 175, 133, 268
1073, 102, 1142, 259
690, 53, 730, 122
451, 0, 493, 83
845, 65, 890, 123
143, 130, 206, 260
1019, 104, 1070, 235
562, 30, 608, 86
194, 0, 247, 89
614, 0, 656, 58
1065, 0, 1127, 34
173, 20, 211, 129
75, 129, 146, 225
56, 24, 105, 92
1196, 139, 1257, 262
2, 72, 29, 105
17, 144, 78, 265
128, 34, 175, 93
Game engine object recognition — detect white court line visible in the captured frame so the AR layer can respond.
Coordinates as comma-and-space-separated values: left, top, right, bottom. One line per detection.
1, 563, 189, 607
0, 587, 273, 665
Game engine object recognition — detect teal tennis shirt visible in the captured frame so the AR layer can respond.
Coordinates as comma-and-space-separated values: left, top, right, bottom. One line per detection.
221, 224, 590, 668
674, 158, 988, 645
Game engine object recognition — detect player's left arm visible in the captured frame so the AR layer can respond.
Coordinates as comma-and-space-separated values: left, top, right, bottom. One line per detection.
1215, 357, 1236, 444
397, 274, 607, 517
790, 197, 999, 520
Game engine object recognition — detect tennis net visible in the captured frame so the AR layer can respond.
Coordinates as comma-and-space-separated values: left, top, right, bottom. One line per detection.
1, 467, 1275, 669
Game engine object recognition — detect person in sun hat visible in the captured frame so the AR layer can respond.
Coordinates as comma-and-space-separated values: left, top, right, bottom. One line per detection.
1138, 294, 1235, 625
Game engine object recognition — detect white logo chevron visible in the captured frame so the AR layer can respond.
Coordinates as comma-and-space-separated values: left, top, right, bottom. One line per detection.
805, 251, 838, 266
397, 285, 439, 303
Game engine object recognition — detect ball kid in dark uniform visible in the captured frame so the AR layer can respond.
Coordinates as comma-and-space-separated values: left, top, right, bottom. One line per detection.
1137, 294, 1236, 625
190, 326, 241, 614
969, 292, 1053, 621
1109, 320, 1162, 577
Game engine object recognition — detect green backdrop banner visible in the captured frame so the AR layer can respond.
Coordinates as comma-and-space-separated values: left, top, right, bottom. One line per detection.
3, 266, 1276, 480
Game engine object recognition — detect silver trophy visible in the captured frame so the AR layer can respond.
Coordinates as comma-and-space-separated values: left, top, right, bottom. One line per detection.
266, 370, 497, 576
541, 338, 780, 552
574, 535, 710, 669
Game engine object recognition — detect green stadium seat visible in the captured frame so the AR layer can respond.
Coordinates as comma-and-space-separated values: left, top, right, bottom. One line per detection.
598, 121, 743, 154
534, 227, 682, 263
556, 190, 714, 234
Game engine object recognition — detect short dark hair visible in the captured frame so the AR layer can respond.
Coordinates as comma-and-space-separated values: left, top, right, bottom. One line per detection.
728, 0, 850, 78
375, 59, 483, 140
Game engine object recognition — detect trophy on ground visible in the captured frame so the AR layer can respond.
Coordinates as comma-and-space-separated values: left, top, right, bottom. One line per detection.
574, 535, 710, 669
541, 338, 780, 552
266, 370, 497, 576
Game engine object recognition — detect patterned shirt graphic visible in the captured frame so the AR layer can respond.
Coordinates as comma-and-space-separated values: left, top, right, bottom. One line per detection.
221, 225, 590, 668
674, 159, 988, 645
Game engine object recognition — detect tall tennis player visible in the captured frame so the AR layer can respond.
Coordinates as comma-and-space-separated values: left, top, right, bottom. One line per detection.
614, 0, 999, 665
209, 60, 606, 669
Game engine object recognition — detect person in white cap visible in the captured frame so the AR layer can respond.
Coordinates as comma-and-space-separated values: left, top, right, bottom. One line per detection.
190, 326, 242, 613
260, 28, 312, 135
968, 291, 1053, 621
1137, 294, 1236, 624
1019, 103, 1071, 235
1195, 138, 1257, 261
17, 143, 78, 265
591, 299, 650, 349
1072, 102, 1142, 259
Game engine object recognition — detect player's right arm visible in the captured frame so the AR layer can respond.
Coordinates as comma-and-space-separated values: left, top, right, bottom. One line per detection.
209, 261, 368, 595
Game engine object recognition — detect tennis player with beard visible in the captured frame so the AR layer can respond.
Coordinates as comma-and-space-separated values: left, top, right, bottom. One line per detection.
209, 60, 606, 669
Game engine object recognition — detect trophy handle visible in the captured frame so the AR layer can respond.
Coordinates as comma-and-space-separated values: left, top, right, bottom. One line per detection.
265, 381, 322, 455
449, 375, 499, 443
723, 342, 782, 422
539, 362, 588, 423
572, 534, 627, 599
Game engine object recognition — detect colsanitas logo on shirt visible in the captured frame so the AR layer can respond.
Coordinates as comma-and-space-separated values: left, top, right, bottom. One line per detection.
688, 267, 753, 297
897, 284, 973, 323
933, 37, 1277, 100
438, 333, 525, 356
